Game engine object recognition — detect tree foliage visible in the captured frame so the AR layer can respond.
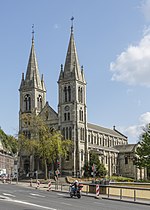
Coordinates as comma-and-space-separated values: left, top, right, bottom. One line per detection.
135, 124, 150, 169
0, 128, 17, 155
18, 114, 72, 179
89, 151, 107, 177
83, 151, 107, 177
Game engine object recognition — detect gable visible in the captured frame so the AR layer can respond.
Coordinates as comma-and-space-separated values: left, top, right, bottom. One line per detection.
39, 102, 58, 123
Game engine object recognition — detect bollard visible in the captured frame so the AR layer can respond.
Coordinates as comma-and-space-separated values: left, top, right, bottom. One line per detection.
95, 184, 100, 198
47, 180, 52, 191
96, 184, 99, 196
36, 179, 40, 189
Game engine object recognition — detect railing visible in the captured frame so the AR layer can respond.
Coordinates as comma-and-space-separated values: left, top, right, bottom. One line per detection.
106, 185, 150, 202
52, 182, 150, 203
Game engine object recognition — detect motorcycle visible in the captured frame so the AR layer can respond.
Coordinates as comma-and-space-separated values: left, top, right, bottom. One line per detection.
69, 183, 83, 198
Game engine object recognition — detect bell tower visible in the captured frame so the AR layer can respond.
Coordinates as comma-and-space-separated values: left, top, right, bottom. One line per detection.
19, 27, 46, 174
58, 18, 88, 176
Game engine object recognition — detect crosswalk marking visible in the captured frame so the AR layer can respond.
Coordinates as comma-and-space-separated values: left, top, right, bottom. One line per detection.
30, 193, 45, 197
3, 193, 16, 197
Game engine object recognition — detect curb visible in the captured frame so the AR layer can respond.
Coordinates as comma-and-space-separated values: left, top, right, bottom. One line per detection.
102, 197, 150, 206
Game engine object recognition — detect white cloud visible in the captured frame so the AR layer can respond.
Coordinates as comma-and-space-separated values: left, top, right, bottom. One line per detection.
110, 29, 150, 87
125, 125, 142, 139
140, 0, 150, 22
121, 112, 150, 143
139, 111, 150, 123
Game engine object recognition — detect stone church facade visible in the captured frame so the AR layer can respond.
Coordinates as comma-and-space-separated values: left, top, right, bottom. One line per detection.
19, 24, 143, 179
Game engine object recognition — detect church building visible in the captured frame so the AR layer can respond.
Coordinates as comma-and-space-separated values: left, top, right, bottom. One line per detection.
19, 21, 143, 179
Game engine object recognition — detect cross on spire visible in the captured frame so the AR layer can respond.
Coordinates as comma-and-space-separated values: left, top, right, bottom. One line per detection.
32, 24, 34, 42
71, 16, 74, 33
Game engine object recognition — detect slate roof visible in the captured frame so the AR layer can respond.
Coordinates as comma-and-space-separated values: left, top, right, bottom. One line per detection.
114, 144, 136, 153
87, 122, 127, 139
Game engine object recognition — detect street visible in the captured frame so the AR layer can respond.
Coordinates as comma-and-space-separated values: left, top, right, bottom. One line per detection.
0, 183, 149, 210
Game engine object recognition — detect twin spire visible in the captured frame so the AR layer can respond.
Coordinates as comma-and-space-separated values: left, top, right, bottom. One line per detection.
19, 24, 46, 91
20, 18, 86, 91
58, 17, 86, 83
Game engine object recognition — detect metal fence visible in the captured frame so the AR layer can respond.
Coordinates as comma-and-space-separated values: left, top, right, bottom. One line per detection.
52, 182, 150, 203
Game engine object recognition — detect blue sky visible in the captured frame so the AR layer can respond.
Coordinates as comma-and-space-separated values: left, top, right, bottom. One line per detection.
1, 0, 150, 143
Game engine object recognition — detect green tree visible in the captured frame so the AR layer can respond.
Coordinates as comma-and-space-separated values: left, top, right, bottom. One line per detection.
135, 124, 150, 173
83, 161, 90, 177
0, 128, 17, 155
89, 151, 107, 177
83, 151, 107, 177
18, 114, 72, 179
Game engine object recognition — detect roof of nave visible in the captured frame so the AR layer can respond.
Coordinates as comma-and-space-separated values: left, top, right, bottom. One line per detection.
87, 123, 128, 140
114, 144, 137, 153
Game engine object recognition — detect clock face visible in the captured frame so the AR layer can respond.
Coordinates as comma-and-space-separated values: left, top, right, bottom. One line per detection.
64, 105, 70, 111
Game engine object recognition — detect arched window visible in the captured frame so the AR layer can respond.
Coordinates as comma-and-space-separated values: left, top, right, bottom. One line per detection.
81, 110, 83, 121
106, 155, 108, 164
23, 130, 31, 139
68, 112, 70, 121
81, 150, 84, 161
37, 95, 42, 111
68, 86, 71, 102
64, 86, 67, 102
78, 87, 81, 102
81, 128, 84, 140
100, 137, 102, 145
103, 137, 105, 146
79, 109, 83, 121
88, 134, 90, 143
105, 139, 108, 146
80, 88, 83, 103
66, 127, 68, 139
125, 157, 128, 164
79, 110, 81, 121
24, 94, 31, 111
64, 113, 67, 121
94, 136, 96, 144
91, 134, 93, 144
80, 128, 84, 140
80, 128, 82, 140
109, 140, 111, 147
78, 87, 83, 103
69, 127, 72, 140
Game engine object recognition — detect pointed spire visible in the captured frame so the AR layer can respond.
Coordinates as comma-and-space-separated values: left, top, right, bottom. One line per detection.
58, 64, 64, 82
62, 18, 85, 83
81, 65, 86, 83
41, 74, 46, 91
19, 72, 25, 90
24, 26, 43, 89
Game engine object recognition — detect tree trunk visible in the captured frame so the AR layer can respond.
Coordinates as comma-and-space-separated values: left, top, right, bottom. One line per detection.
44, 159, 47, 180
